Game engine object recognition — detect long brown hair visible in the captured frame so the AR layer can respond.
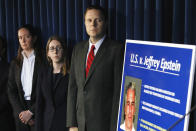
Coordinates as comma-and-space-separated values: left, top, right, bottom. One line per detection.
46, 35, 69, 76
16, 24, 42, 66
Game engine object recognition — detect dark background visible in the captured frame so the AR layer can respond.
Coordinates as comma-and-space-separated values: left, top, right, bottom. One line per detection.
0, 0, 195, 130
1, 0, 196, 61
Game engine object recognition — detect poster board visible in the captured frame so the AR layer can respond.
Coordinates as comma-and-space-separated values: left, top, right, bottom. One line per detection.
117, 40, 196, 131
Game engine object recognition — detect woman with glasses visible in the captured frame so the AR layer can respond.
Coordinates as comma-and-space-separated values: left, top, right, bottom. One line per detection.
36, 36, 69, 131
7, 24, 44, 131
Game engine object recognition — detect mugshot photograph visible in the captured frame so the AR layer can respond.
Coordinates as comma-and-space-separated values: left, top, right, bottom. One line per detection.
35, 36, 69, 131
120, 82, 136, 131
0, 36, 15, 131
7, 24, 44, 131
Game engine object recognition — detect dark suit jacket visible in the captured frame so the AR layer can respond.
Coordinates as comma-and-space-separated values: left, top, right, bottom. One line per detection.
7, 57, 40, 118
36, 67, 69, 131
0, 60, 15, 131
67, 38, 124, 131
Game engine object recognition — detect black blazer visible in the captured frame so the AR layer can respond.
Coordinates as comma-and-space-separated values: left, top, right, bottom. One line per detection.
7, 57, 40, 118
67, 38, 124, 131
0, 60, 15, 131
36, 67, 69, 131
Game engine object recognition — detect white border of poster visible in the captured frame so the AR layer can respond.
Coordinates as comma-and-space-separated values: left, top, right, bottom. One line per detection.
117, 40, 196, 131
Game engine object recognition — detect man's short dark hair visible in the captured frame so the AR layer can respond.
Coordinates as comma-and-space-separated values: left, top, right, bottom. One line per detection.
84, 5, 107, 21
125, 82, 136, 103
125, 82, 135, 94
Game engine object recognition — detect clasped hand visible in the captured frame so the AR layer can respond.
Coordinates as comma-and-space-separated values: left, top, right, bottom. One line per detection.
19, 110, 33, 125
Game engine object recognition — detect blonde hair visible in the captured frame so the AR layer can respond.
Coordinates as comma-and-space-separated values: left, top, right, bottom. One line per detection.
46, 35, 69, 76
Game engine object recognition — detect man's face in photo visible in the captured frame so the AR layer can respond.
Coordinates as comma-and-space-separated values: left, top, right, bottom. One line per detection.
125, 88, 136, 130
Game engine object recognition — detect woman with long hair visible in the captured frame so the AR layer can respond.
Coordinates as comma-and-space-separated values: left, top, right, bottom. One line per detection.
7, 24, 44, 131
36, 36, 69, 131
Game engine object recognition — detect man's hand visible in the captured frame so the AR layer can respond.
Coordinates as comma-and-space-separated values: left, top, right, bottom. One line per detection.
19, 110, 33, 124
69, 127, 78, 131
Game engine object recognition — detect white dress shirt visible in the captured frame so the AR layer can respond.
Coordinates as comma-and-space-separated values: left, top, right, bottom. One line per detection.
120, 121, 135, 131
86, 35, 106, 65
21, 50, 35, 100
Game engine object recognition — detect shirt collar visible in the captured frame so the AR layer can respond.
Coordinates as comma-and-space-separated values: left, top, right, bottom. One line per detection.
88, 35, 106, 54
22, 50, 35, 59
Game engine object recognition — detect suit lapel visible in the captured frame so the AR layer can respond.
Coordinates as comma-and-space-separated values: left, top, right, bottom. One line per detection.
14, 61, 26, 107
80, 41, 89, 84
44, 67, 55, 105
31, 57, 38, 99
16, 62, 25, 98
53, 73, 63, 91
85, 38, 109, 82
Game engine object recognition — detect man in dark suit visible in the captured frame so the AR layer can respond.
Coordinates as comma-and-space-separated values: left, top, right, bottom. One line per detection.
67, 5, 124, 131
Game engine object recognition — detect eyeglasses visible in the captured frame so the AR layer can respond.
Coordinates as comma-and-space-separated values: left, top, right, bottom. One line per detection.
49, 46, 63, 52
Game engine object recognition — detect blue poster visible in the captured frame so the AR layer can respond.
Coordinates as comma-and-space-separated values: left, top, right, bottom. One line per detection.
117, 40, 196, 131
